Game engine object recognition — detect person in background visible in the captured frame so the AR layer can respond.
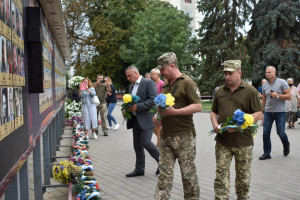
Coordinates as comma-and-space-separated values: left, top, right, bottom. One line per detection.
298, 83, 300, 125
259, 66, 291, 160
211, 60, 263, 200
258, 79, 267, 125
93, 74, 111, 136
79, 77, 98, 139
286, 78, 299, 128
150, 68, 164, 146
106, 77, 120, 130
145, 72, 151, 79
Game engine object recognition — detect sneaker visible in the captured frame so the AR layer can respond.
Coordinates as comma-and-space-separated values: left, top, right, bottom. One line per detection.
93, 132, 98, 139
108, 126, 113, 130
114, 124, 120, 130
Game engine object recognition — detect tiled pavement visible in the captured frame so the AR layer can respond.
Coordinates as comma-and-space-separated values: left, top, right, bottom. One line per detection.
42, 102, 300, 200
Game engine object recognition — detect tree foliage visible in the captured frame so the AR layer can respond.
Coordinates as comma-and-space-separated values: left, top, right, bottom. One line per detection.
120, 1, 194, 75
197, 0, 256, 93
249, 0, 300, 84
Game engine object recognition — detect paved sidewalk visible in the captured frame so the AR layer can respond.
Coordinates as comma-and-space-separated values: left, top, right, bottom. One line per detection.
87, 104, 300, 200
41, 102, 300, 200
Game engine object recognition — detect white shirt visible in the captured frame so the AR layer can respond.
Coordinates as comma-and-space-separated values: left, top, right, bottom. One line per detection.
131, 76, 142, 116
131, 76, 142, 96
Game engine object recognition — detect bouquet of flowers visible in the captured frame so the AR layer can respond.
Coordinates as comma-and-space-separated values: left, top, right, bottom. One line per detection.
150, 93, 175, 121
52, 160, 81, 184
121, 94, 140, 120
210, 109, 258, 137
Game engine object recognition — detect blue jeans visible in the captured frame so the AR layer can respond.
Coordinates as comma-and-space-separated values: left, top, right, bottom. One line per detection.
107, 103, 117, 126
263, 112, 290, 155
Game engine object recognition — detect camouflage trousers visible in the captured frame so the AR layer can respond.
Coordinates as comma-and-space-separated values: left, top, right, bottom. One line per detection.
154, 131, 200, 200
215, 142, 253, 200
97, 103, 108, 135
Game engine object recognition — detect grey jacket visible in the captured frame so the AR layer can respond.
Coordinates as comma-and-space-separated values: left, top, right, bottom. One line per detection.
127, 77, 157, 130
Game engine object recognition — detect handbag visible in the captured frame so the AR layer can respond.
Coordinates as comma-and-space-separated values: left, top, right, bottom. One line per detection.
297, 109, 300, 118
94, 95, 100, 106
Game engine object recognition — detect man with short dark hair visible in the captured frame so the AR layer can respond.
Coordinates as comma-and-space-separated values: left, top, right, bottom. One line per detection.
154, 52, 202, 200
259, 66, 291, 160
211, 60, 263, 200
93, 74, 111, 136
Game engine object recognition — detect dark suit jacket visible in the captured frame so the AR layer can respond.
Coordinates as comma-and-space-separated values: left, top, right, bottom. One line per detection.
127, 77, 157, 130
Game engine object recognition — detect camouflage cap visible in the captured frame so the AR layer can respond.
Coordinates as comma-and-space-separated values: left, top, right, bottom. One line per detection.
222, 60, 241, 71
157, 52, 177, 69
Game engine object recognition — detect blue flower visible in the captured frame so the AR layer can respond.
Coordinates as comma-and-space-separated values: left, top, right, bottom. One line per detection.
154, 94, 167, 107
132, 95, 140, 103
233, 109, 245, 125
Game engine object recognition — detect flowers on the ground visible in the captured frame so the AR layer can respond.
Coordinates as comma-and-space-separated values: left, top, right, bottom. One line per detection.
52, 160, 81, 184
150, 93, 175, 121
121, 94, 140, 119
210, 109, 258, 137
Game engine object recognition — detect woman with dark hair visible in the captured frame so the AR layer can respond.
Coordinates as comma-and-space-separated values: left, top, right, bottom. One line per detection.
79, 77, 98, 139
106, 77, 119, 130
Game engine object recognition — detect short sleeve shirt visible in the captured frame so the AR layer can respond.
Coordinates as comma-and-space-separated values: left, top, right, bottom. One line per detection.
161, 74, 201, 137
211, 82, 263, 147
262, 77, 289, 112
94, 83, 107, 103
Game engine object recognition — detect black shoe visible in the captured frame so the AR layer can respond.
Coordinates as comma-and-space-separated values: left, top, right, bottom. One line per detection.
284, 147, 290, 156
126, 171, 144, 177
104, 133, 108, 136
259, 154, 271, 160
156, 168, 160, 175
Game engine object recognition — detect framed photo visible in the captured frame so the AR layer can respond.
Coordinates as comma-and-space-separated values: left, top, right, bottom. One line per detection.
1, 36, 8, 73
1, 87, 8, 124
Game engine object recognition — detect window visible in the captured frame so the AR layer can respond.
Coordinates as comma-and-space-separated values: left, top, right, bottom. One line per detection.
185, 0, 192, 3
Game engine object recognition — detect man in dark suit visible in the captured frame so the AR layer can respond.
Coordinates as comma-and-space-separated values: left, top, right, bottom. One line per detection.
125, 65, 160, 177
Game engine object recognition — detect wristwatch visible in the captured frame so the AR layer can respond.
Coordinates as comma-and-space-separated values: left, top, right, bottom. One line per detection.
276, 94, 280, 99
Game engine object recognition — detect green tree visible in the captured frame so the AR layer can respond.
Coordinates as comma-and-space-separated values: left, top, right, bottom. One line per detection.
197, 0, 256, 94
120, 1, 194, 75
84, 0, 149, 85
249, 0, 300, 84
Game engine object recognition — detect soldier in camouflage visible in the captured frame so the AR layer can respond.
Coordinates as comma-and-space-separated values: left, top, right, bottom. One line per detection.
153, 52, 202, 200
210, 60, 263, 200
93, 74, 111, 136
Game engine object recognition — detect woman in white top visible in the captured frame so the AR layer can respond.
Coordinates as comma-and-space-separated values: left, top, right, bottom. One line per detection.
286, 78, 300, 128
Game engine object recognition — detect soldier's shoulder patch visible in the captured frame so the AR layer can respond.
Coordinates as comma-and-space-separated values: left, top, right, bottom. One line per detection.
194, 87, 201, 99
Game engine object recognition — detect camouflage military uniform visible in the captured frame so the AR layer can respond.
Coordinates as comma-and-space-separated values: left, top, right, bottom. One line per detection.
94, 83, 108, 136
215, 142, 253, 200
154, 52, 201, 200
154, 131, 199, 200
211, 60, 263, 200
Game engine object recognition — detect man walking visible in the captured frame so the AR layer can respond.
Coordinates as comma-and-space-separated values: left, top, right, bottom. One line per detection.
93, 74, 111, 136
210, 60, 263, 200
259, 66, 291, 160
125, 65, 160, 177
154, 52, 202, 200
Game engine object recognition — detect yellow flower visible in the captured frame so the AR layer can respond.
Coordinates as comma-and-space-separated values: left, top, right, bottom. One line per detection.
123, 94, 132, 104
165, 93, 175, 106
243, 114, 254, 128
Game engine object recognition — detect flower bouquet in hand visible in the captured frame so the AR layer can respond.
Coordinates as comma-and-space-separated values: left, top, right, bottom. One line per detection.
150, 93, 175, 121
121, 94, 140, 120
210, 109, 259, 137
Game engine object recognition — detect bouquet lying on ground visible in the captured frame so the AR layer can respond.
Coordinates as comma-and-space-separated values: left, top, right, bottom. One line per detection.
150, 93, 175, 121
121, 94, 140, 120
209, 109, 258, 137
